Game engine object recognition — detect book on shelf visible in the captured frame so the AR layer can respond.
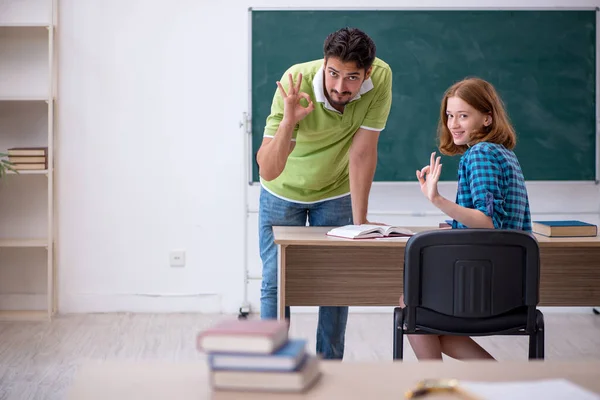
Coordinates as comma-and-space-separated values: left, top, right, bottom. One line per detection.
10, 163, 46, 171
7, 156, 46, 164
197, 318, 289, 354
326, 224, 414, 239
7, 147, 48, 157
532, 220, 598, 238
5, 147, 48, 170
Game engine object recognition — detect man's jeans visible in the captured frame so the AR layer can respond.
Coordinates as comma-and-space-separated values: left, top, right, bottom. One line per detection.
259, 187, 352, 359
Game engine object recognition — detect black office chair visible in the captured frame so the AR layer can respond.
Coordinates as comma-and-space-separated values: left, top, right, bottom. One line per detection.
393, 229, 544, 360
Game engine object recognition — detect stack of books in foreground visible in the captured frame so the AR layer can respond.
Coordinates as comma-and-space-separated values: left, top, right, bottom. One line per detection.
196, 319, 321, 393
6, 147, 48, 171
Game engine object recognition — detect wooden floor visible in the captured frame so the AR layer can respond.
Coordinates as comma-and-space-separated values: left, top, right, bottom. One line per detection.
0, 311, 599, 399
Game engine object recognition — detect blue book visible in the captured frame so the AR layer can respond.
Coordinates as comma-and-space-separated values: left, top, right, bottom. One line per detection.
532, 220, 598, 237
208, 339, 307, 372
210, 354, 322, 392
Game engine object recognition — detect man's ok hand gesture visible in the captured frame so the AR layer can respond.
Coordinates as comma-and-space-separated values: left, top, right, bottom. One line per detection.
277, 73, 315, 126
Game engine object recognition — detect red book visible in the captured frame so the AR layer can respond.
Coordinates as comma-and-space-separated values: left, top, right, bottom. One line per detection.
197, 319, 288, 354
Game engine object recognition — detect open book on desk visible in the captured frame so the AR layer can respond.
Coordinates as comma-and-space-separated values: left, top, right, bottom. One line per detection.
326, 224, 415, 239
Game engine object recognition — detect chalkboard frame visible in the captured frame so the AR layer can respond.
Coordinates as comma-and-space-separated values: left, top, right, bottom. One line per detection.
246, 7, 600, 185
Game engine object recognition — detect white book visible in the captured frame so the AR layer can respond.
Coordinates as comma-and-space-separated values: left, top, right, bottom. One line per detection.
211, 355, 321, 393
461, 379, 600, 400
326, 224, 414, 239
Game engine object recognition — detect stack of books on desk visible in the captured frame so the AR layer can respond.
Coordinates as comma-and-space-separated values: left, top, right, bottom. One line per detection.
7, 147, 48, 170
196, 319, 321, 393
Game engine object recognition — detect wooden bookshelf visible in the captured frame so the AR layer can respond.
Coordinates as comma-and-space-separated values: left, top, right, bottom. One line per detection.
0, 0, 57, 320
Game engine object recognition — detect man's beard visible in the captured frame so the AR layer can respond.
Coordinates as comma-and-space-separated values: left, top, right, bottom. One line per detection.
329, 90, 352, 106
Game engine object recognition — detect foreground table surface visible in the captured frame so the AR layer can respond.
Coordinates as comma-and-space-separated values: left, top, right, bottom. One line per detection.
67, 359, 600, 400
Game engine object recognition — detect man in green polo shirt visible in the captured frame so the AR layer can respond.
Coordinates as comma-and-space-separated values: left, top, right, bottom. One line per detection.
256, 27, 392, 359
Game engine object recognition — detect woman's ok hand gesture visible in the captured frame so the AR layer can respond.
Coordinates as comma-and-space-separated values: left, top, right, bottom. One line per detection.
416, 152, 443, 203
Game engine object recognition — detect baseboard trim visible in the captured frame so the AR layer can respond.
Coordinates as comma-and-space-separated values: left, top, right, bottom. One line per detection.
59, 293, 223, 313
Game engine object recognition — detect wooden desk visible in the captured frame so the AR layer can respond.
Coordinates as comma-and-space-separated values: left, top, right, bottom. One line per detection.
67, 360, 600, 399
274, 226, 600, 319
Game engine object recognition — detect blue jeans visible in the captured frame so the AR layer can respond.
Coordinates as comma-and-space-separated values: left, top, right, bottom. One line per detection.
259, 187, 352, 359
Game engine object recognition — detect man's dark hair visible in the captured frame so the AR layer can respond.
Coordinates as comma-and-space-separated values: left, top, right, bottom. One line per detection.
323, 27, 376, 70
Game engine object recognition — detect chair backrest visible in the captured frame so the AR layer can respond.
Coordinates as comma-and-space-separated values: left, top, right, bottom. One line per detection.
404, 229, 540, 320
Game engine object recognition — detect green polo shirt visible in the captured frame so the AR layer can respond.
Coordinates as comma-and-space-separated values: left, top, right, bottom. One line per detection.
260, 57, 392, 203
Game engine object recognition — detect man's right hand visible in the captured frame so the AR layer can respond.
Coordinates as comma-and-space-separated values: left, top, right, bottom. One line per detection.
277, 73, 315, 126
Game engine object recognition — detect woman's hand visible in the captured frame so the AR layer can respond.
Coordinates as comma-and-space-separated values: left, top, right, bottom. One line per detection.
416, 152, 442, 203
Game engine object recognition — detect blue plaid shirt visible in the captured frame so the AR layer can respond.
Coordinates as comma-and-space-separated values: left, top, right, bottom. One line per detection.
452, 142, 532, 231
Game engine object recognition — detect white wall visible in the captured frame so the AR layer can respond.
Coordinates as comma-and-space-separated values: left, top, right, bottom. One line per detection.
54, 0, 600, 314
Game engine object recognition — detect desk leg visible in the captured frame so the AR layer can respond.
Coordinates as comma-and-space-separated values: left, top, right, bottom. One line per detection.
277, 244, 287, 320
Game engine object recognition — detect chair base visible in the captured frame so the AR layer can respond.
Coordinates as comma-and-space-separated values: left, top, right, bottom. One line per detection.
393, 307, 545, 361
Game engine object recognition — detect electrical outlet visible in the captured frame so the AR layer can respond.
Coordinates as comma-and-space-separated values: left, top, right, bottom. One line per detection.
169, 250, 186, 267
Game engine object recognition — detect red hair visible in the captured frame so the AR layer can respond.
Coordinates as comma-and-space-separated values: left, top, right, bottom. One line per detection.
438, 77, 516, 156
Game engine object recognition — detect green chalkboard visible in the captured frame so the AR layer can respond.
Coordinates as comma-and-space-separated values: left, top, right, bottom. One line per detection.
250, 9, 597, 182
